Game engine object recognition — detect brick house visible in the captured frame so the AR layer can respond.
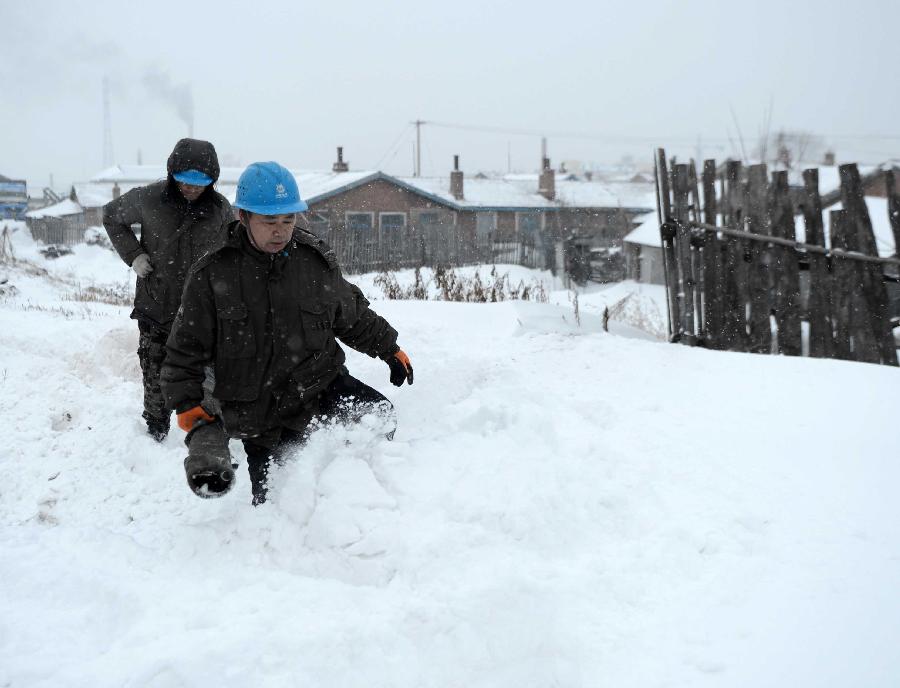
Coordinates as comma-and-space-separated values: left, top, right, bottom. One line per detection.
297, 150, 655, 277
82, 150, 656, 277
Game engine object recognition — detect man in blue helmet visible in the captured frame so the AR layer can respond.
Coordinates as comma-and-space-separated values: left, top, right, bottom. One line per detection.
104, 138, 234, 441
160, 161, 413, 504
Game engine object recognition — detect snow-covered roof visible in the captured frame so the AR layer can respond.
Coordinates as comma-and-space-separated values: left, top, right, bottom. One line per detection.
72, 183, 115, 209
25, 198, 83, 219
397, 176, 555, 209
89, 164, 659, 212
799, 196, 897, 257
623, 213, 661, 248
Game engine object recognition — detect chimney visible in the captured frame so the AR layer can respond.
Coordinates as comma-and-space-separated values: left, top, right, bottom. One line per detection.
450, 155, 464, 200
332, 146, 349, 173
538, 157, 555, 200
112, 182, 121, 200
823, 150, 836, 166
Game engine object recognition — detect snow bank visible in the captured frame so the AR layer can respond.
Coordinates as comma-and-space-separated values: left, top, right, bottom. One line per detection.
1, 232, 898, 687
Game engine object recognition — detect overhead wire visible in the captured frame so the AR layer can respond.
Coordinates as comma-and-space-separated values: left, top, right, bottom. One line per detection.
374, 122, 412, 170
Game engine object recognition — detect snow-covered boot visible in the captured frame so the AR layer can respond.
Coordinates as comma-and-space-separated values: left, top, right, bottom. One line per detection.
146, 418, 169, 442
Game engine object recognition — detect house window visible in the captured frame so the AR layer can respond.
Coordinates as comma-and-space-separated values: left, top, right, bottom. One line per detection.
380, 213, 406, 231
475, 212, 497, 237
516, 212, 543, 234
346, 212, 373, 231
417, 211, 441, 226
308, 211, 330, 238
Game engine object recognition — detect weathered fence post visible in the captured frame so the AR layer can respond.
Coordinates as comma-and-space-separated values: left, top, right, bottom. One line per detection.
839, 164, 898, 366
656, 149, 681, 340
801, 169, 834, 358
768, 170, 801, 355
829, 210, 853, 360
688, 161, 707, 341
702, 159, 725, 347
672, 164, 697, 340
721, 160, 748, 350
886, 169, 900, 257
830, 209, 880, 363
745, 164, 771, 354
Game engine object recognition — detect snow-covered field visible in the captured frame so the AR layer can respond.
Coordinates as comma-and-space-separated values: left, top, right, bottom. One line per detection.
1, 223, 899, 687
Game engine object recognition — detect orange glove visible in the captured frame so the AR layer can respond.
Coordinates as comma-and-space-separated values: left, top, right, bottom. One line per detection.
385, 349, 414, 386
177, 405, 216, 432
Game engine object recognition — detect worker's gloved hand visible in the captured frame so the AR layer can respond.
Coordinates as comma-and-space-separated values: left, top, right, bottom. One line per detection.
177, 404, 216, 432
131, 253, 154, 278
383, 348, 413, 386
184, 453, 235, 499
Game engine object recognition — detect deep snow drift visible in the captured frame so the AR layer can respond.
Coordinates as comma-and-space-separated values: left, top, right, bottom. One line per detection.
1, 224, 898, 687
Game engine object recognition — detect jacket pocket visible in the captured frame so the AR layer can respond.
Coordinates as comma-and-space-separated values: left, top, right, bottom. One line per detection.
217, 305, 255, 358
277, 352, 340, 419
300, 304, 332, 351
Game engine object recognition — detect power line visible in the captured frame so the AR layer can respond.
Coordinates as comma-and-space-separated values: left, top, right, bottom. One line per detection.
374, 122, 412, 170
420, 119, 900, 146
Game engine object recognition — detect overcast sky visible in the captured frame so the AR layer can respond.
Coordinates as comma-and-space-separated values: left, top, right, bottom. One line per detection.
2, 0, 898, 189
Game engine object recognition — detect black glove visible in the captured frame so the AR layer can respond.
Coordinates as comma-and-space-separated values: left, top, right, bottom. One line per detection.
384, 348, 414, 386
184, 453, 235, 499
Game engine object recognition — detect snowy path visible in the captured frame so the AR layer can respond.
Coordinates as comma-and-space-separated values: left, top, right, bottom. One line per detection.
1, 248, 899, 687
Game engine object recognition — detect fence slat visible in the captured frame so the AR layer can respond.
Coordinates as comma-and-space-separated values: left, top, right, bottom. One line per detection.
655, 148, 681, 340
745, 164, 771, 353
688, 161, 707, 340
721, 161, 748, 350
830, 210, 855, 360
888, 169, 900, 258
839, 164, 898, 365
701, 159, 725, 347
672, 164, 697, 340
768, 171, 801, 355
801, 169, 834, 358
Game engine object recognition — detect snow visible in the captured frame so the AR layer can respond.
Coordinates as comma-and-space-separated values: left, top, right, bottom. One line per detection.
89, 164, 657, 212
23, 198, 82, 219
798, 196, 897, 257
1, 226, 899, 687
623, 211, 661, 247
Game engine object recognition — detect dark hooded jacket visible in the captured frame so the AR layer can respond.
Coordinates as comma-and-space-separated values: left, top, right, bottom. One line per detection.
103, 138, 233, 328
160, 221, 399, 439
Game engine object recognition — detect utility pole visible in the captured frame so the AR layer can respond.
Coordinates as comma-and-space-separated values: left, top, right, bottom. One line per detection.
413, 119, 426, 177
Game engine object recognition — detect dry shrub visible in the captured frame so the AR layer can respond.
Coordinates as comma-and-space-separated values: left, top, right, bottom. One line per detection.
376, 265, 548, 303
63, 284, 132, 306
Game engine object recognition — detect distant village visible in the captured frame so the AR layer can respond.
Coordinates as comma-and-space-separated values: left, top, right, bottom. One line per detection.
2, 146, 898, 286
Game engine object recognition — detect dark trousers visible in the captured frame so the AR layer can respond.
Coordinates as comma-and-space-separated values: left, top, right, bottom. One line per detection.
137, 321, 172, 426
243, 373, 394, 505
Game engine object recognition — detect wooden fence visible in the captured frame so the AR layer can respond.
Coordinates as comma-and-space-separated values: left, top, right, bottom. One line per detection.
28, 215, 89, 247
318, 224, 548, 275
654, 148, 900, 366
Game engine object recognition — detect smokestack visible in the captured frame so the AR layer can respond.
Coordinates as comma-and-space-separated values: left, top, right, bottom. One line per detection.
539, 157, 555, 200
112, 183, 121, 200
333, 146, 349, 173
450, 155, 464, 200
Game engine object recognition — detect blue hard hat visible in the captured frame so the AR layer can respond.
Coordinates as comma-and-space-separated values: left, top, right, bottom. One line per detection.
173, 169, 213, 186
233, 161, 308, 214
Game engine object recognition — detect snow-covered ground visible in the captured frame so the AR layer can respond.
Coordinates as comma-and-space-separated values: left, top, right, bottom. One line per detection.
353, 265, 668, 341
1, 224, 899, 687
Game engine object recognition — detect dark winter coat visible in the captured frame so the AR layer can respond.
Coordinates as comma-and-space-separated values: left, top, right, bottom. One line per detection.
102, 139, 233, 328
160, 221, 399, 439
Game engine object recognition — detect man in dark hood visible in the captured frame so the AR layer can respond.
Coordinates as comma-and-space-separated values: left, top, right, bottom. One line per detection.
103, 138, 234, 441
